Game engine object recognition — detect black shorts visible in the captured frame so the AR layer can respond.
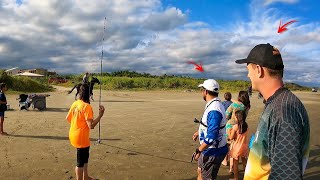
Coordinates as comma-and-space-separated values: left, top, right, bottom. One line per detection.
77, 146, 90, 167
198, 153, 227, 180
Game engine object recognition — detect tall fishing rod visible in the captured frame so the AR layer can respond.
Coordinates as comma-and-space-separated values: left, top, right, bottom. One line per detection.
97, 17, 106, 144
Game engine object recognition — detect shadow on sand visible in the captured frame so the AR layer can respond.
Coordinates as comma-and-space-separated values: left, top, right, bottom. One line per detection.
99, 100, 145, 103
11, 108, 69, 112
179, 174, 231, 180
44, 108, 70, 112
8, 134, 121, 142
100, 143, 192, 164
304, 145, 320, 180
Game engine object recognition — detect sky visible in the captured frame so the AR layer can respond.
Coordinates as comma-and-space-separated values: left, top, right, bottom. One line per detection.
0, 0, 319, 87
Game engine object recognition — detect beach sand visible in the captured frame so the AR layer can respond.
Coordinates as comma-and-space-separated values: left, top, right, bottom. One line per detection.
0, 87, 319, 180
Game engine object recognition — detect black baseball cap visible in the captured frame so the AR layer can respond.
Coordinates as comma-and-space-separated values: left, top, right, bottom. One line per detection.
235, 43, 284, 70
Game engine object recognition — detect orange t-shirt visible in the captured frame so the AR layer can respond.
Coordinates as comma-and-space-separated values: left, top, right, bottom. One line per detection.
66, 100, 93, 148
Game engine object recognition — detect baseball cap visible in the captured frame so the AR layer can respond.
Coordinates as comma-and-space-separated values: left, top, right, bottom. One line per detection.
198, 79, 219, 92
235, 43, 284, 70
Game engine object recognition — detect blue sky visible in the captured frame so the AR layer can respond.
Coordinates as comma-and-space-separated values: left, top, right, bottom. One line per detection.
163, 0, 250, 29
163, 0, 319, 29
0, 0, 319, 87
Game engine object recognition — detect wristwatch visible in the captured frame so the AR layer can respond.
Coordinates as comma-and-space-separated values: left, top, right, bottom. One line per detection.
196, 148, 202, 154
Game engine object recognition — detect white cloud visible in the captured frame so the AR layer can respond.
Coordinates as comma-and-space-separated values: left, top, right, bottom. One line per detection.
143, 7, 187, 31
264, 0, 299, 6
225, 3, 319, 86
0, 0, 319, 87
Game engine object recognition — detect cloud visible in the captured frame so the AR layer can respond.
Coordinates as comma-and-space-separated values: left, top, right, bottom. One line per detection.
264, 0, 299, 6
143, 7, 187, 31
0, 0, 319, 87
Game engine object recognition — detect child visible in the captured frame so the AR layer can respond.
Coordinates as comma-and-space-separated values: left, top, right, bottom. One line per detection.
221, 92, 233, 166
222, 92, 232, 111
66, 84, 105, 180
223, 91, 250, 169
0, 83, 8, 135
228, 110, 249, 180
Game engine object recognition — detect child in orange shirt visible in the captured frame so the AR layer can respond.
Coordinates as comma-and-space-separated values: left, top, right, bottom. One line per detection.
228, 110, 249, 180
66, 84, 105, 180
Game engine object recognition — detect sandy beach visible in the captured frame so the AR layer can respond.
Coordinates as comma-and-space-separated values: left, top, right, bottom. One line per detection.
0, 87, 319, 180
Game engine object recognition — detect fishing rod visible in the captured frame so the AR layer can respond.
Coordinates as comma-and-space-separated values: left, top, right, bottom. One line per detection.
97, 17, 106, 144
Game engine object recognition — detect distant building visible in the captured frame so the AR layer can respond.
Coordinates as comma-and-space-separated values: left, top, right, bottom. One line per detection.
5, 67, 23, 75
48, 71, 57, 76
15, 72, 44, 78
5, 67, 57, 77
25, 68, 48, 76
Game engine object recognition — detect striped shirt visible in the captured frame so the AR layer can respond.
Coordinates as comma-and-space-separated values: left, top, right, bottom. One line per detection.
244, 87, 310, 180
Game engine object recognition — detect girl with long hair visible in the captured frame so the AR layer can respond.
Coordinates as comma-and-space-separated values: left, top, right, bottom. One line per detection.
223, 90, 250, 172
229, 110, 249, 180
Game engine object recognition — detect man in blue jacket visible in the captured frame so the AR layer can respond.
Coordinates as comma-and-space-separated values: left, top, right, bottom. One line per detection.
192, 79, 228, 180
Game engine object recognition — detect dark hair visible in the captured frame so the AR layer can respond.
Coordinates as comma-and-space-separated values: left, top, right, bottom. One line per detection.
238, 90, 251, 110
224, 92, 232, 101
207, 90, 219, 97
265, 67, 283, 78
250, 63, 283, 78
79, 84, 90, 104
0, 83, 6, 90
235, 110, 248, 134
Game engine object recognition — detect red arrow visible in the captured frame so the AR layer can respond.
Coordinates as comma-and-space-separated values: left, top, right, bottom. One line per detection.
278, 19, 297, 33
187, 61, 204, 72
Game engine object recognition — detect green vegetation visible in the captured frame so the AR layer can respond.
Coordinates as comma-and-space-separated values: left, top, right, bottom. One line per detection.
0, 70, 52, 93
60, 70, 310, 92
0, 70, 310, 93
95, 77, 251, 92
285, 83, 311, 91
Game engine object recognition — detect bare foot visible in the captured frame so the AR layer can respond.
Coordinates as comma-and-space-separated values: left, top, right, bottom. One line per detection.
0, 132, 8, 135
222, 161, 228, 166
229, 170, 233, 174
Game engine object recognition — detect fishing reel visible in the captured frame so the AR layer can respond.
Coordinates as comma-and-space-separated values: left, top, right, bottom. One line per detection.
194, 118, 200, 123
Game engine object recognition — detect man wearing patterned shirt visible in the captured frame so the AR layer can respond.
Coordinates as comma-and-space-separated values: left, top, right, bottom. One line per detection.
192, 79, 228, 180
235, 43, 310, 180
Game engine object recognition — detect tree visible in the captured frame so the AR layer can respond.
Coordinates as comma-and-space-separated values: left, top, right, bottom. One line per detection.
0, 70, 8, 83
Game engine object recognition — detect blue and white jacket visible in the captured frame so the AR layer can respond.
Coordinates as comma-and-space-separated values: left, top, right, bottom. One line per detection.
198, 97, 228, 156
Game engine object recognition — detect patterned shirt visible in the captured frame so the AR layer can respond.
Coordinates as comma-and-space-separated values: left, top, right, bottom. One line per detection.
244, 87, 310, 180
226, 102, 246, 125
